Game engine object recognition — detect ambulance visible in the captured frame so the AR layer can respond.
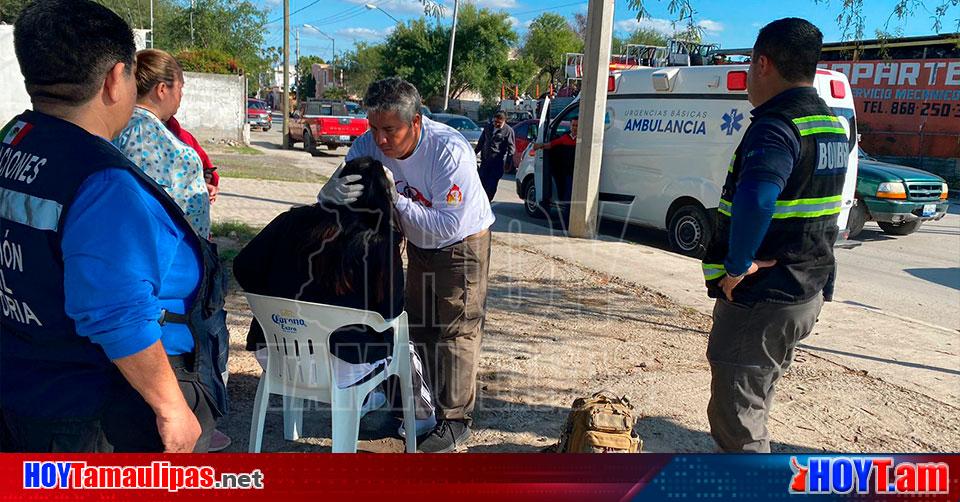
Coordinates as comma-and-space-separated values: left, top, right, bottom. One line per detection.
515, 65, 859, 257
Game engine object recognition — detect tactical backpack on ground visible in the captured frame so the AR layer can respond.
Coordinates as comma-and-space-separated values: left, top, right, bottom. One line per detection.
551, 391, 642, 453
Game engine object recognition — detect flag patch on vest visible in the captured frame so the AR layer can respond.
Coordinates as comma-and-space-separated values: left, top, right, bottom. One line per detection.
2, 121, 33, 146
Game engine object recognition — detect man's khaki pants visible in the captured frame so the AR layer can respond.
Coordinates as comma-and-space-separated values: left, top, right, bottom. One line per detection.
406, 231, 491, 425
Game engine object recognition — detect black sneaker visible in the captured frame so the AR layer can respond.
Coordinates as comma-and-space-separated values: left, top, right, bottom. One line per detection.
416, 419, 471, 453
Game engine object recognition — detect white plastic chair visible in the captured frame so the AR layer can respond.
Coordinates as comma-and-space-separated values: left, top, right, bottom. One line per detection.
244, 293, 417, 453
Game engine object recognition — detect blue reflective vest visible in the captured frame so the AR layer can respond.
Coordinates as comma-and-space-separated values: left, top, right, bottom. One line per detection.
0, 110, 228, 419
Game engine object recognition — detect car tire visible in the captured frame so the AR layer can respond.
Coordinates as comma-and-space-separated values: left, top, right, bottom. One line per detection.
667, 203, 712, 258
522, 177, 546, 219
326, 144, 339, 151
847, 199, 867, 239
303, 130, 316, 154
878, 220, 921, 236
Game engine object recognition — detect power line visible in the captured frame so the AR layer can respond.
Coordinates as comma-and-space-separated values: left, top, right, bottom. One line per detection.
265, 0, 326, 25
512, 1, 586, 19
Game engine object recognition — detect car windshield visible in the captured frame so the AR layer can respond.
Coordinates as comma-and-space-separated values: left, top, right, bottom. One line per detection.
248, 100, 265, 110
858, 147, 876, 161
442, 117, 479, 131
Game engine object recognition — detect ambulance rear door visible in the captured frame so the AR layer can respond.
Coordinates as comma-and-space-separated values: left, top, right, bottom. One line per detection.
814, 69, 859, 239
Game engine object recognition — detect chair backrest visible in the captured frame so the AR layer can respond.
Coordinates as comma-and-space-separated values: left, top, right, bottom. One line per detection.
244, 293, 398, 395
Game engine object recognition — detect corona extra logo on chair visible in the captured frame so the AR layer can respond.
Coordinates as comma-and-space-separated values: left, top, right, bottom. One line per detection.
271, 310, 306, 333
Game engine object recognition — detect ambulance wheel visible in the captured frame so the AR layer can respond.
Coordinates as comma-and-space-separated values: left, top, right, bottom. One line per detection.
847, 199, 866, 239
523, 178, 546, 219
878, 220, 921, 236
668, 204, 711, 258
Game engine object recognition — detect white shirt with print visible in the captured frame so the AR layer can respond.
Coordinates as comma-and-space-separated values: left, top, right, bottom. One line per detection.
346, 116, 495, 249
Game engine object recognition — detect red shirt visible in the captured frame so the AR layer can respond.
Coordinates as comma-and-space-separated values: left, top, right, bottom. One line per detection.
547, 133, 576, 149
165, 115, 219, 186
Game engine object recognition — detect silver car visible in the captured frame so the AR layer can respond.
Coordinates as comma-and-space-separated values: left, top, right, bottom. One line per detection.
431, 113, 482, 150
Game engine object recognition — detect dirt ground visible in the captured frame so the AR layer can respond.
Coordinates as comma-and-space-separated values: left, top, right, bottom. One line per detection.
214, 235, 960, 453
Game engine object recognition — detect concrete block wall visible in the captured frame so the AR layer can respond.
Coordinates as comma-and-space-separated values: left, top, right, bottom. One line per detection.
176, 71, 247, 143
0, 25, 32, 125
3, 28, 245, 143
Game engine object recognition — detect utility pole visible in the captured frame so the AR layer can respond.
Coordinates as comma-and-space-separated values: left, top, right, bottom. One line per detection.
282, 0, 290, 149
149, 0, 154, 47
568, 0, 614, 239
295, 28, 301, 103
442, 0, 460, 111
190, 0, 195, 46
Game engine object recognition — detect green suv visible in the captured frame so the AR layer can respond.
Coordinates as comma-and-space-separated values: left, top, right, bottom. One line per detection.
849, 148, 950, 238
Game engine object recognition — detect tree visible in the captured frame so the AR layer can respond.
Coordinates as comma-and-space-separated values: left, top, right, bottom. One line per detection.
341, 42, 386, 98
176, 48, 240, 74
613, 27, 669, 54
323, 87, 349, 100
626, 0, 960, 41
0, 0, 29, 23
522, 13, 584, 84
377, 5, 518, 103
443, 4, 519, 100
158, 0, 269, 91
295, 55, 324, 99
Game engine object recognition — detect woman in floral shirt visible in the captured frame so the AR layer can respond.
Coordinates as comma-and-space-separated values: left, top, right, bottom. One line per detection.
114, 49, 210, 238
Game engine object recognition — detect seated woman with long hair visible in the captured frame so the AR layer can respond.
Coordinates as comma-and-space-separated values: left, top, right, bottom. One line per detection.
234, 156, 436, 436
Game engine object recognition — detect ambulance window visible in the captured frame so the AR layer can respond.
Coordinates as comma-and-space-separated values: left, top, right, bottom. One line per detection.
552, 108, 609, 138
553, 109, 579, 139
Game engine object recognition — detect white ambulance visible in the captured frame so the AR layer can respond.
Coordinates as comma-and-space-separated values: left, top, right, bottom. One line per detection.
515, 65, 859, 257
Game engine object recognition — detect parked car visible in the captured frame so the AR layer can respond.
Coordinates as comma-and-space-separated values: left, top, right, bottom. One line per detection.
288, 100, 368, 153
509, 119, 539, 174
504, 110, 535, 126
431, 113, 482, 150
420, 105, 433, 120
246, 98, 271, 131
848, 148, 950, 238
345, 101, 366, 118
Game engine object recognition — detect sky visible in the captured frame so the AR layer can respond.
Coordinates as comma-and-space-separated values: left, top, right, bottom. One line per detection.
257, 0, 959, 59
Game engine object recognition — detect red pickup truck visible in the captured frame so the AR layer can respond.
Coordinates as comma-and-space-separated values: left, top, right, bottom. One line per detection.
288, 100, 368, 153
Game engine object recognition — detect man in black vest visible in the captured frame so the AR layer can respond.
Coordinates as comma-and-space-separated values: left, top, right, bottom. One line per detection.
701, 18, 848, 452
0, 0, 227, 452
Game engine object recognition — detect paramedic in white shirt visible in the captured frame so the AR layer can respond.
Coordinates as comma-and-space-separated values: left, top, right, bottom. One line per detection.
318, 77, 494, 453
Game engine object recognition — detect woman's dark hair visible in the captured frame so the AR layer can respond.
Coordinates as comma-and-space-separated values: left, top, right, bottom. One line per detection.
303, 156, 403, 303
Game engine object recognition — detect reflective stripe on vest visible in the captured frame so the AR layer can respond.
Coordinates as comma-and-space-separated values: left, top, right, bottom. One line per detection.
0, 187, 62, 231
792, 115, 845, 136
702, 263, 726, 281
717, 195, 840, 220
773, 194, 843, 219
727, 154, 736, 173
718, 198, 732, 217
